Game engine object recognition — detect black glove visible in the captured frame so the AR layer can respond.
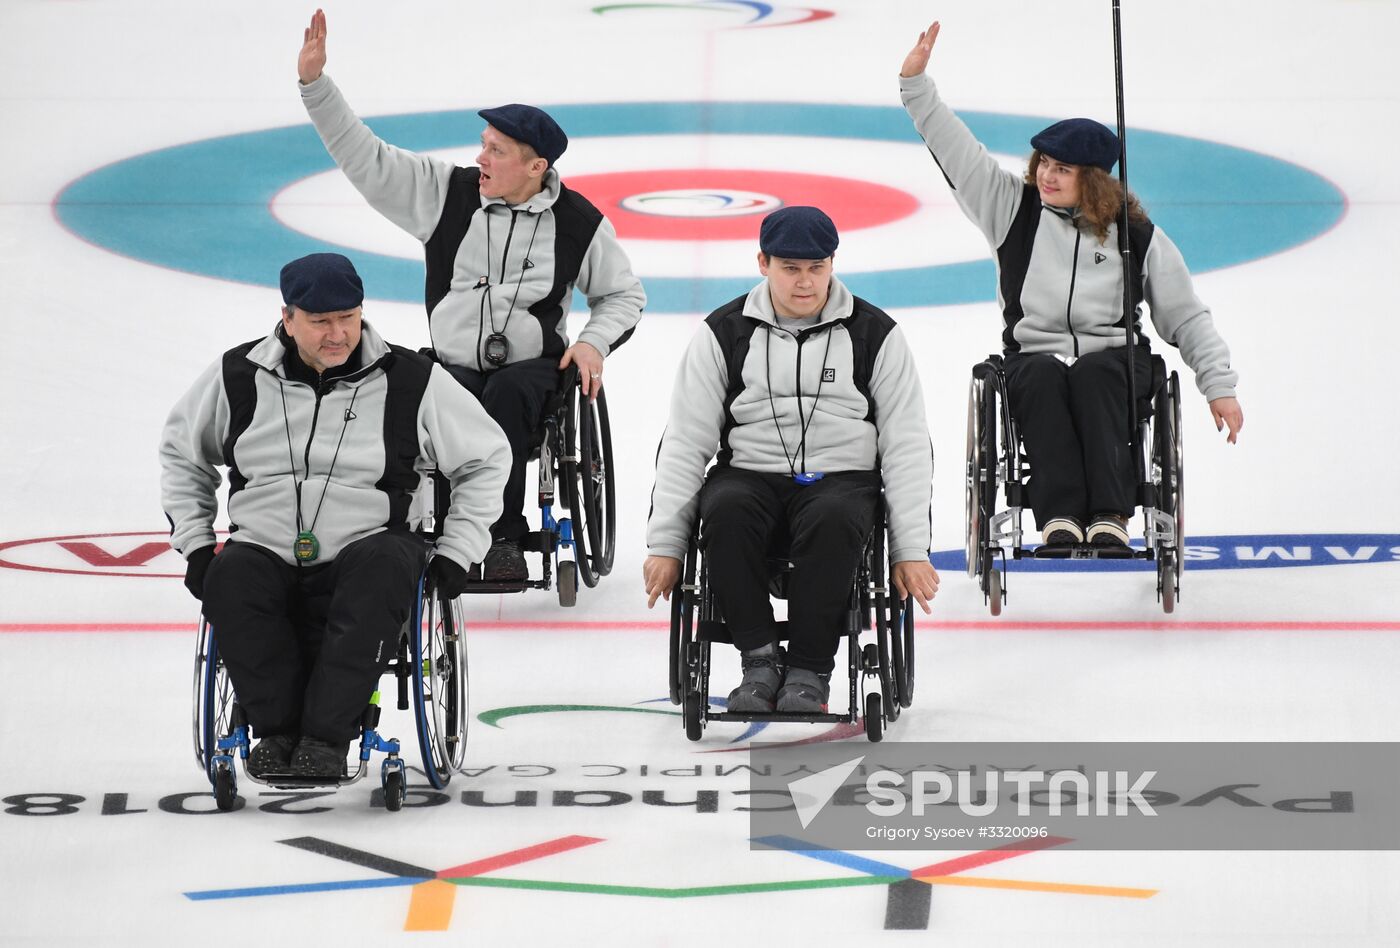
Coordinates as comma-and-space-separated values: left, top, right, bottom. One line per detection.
184, 546, 216, 600
428, 555, 469, 599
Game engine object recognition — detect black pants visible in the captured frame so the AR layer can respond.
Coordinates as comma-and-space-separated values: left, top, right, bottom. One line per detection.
202, 532, 426, 743
699, 467, 880, 674
443, 358, 561, 542
1003, 348, 1152, 528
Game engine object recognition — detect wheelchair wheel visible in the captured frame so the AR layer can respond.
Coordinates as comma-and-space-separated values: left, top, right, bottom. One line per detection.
966, 372, 999, 603
212, 759, 237, 812
1153, 371, 1185, 610
684, 690, 703, 742
987, 566, 1003, 617
565, 385, 616, 588
898, 596, 915, 708
383, 769, 405, 812
864, 692, 884, 743
193, 618, 237, 776
557, 560, 578, 607
412, 579, 469, 790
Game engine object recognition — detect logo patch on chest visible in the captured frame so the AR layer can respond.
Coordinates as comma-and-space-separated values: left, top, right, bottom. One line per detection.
821, 368, 836, 383
1094, 252, 1107, 264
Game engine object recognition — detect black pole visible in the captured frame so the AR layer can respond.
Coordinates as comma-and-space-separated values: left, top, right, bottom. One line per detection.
1112, 0, 1140, 485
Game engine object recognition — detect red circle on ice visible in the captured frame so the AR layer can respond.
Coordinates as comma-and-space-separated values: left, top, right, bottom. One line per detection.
567, 169, 919, 240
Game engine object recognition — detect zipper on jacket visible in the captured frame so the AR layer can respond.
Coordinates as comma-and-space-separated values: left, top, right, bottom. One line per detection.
302, 382, 331, 473
499, 209, 519, 281
1064, 229, 1082, 357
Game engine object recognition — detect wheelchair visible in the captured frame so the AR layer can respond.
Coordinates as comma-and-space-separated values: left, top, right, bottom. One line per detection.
436, 364, 616, 606
192, 556, 469, 812
965, 352, 1184, 614
668, 505, 916, 743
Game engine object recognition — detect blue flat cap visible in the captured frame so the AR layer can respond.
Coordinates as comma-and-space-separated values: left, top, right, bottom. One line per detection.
1031, 118, 1120, 172
478, 104, 568, 166
279, 253, 364, 313
759, 206, 839, 259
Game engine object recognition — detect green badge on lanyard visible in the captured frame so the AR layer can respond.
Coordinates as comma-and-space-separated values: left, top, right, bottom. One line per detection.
293, 530, 320, 562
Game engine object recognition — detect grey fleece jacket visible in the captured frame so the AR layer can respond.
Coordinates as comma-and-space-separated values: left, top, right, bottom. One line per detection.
647, 276, 933, 563
300, 74, 646, 371
901, 72, 1238, 401
160, 321, 511, 570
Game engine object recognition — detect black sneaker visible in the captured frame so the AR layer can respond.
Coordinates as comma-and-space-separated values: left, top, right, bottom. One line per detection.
247, 734, 297, 778
482, 538, 528, 582
289, 737, 350, 779
776, 668, 831, 713
727, 644, 785, 713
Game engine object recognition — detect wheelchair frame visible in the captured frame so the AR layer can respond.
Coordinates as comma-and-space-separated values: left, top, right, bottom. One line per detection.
965, 353, 1184, 615
192, 558, 470, 811
668, 508, 916, 743
451, 364, 617, 606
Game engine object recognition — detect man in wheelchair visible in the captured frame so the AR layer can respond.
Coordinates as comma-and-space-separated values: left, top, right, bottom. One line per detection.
296, 10, 646, 583
160, 253, 510, 779
643, 207, 938, 714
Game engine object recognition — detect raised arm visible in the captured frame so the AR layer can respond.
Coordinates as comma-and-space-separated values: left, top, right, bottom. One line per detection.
898, 20, 1025, 246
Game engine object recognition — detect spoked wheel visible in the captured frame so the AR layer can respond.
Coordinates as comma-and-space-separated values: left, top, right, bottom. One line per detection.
193, 619, 237, 777
897, 595, 915, 708
412, 580, 469, 789
1154, 372, 1185, 610
566, 384, 616, 588
864, 692, 884, 743
964, 376, 987, 581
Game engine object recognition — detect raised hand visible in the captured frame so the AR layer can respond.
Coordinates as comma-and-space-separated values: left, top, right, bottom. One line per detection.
900, 20, 941, 78
298, 8, 327, 84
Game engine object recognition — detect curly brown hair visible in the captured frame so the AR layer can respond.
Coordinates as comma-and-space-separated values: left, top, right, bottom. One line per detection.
1024, 150, 1148, 243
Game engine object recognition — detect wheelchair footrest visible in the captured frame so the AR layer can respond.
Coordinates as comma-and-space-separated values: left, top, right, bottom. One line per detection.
708, 711, 852, 725
254, 772, 353, 790
460, 578, 550, 595
1031, 543, 1151, 560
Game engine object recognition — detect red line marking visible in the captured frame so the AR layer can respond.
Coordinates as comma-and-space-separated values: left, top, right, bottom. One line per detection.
5, 620, 1400, 634
436, 835, 604, 879
911, 835, 1070, 878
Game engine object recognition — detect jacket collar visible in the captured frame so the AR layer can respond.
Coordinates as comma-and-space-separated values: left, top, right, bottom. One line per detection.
246, 319, 393, 384
479, 167, 562, 214
742, 274, 855, 330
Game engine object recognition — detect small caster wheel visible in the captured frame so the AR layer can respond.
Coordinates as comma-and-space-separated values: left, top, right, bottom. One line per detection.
1159, 550, 1177, 614
384, 769, 405, 812
684, 690, 703, 742
988, 568, 1003, 617
557, 561, 578, 607
864, 692, 884, 743
213, 764, 237, 812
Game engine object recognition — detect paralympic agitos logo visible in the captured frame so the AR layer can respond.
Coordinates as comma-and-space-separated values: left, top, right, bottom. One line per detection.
591, 1, 834, 29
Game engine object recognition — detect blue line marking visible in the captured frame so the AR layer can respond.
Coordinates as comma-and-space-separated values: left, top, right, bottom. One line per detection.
752, 835, 910, 878
184, 876, 423, 901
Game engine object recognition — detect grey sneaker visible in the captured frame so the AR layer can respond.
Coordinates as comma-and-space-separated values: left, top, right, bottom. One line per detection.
1041, 516, 1084, 546
482, 538, 528, 582
776, 668, 831, 713
727, 643, 785, 713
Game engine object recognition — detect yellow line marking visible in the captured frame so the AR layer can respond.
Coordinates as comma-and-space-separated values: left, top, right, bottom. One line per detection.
914, 874, 1157, 899
404, 879, 457, 931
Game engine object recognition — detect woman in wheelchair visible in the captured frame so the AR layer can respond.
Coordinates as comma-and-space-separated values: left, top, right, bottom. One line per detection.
643, 207, 937, 715
899, 20, 1244, 548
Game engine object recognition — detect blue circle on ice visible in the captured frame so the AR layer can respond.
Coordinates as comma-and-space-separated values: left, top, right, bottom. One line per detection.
55, 102, 1343, 314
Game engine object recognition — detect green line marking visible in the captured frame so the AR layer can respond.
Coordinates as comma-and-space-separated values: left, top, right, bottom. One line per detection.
448, 875, 903, 898
477, 704, 680, 728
